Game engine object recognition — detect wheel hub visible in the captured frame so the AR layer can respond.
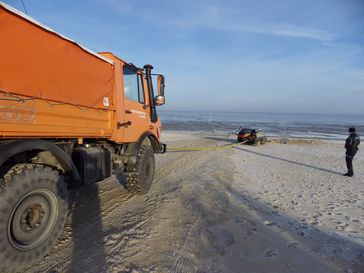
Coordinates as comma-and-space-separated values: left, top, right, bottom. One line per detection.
20, 204, 46, 232
9, 189, 58, 250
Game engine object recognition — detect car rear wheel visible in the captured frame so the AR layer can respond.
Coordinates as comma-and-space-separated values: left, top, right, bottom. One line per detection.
237, 137, 244, 143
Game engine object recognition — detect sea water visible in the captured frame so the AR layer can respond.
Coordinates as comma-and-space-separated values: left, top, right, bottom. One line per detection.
158, 110, 364, 139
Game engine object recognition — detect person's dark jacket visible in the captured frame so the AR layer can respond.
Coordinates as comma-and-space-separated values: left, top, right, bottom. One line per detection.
345, 133, 360, 156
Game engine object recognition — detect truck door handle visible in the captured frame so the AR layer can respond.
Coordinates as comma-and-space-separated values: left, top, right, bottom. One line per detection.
125, 109, 132, 114
117, 121, 132, 128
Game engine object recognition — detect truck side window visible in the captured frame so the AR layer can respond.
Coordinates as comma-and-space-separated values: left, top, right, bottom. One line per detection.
137, 74, 145, 104
123, 66, 144, 104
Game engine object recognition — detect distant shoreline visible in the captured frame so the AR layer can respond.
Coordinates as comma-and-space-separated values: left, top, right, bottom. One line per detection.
162, 128, 348, 141
159, 110, 363, 140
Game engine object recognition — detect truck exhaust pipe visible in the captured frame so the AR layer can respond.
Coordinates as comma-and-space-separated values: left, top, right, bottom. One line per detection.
144, 64, 158, 122
144, 64, 153, 77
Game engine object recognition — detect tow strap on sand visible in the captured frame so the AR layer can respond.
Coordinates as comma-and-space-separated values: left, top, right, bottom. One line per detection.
167, 141, 247, 152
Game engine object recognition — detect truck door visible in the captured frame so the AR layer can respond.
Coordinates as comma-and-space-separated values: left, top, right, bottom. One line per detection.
122, 65, 149, 142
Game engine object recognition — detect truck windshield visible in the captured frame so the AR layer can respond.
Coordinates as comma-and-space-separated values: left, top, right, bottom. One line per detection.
123, 66, 145, 104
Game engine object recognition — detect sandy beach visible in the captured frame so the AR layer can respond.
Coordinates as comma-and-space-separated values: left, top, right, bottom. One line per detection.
20, 131, 364, 273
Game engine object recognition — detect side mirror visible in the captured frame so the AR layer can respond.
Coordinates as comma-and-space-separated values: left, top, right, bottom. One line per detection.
157, 75, 165, 96
154, 95, 165, 106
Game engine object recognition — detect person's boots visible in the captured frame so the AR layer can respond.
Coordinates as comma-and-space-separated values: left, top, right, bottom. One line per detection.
343, 173, 353, 177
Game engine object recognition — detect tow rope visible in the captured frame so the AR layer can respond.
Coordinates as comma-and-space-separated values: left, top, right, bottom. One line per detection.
167, 140, 247, 152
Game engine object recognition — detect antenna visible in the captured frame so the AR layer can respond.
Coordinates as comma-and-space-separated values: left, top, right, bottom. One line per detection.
20, 0, 28, 15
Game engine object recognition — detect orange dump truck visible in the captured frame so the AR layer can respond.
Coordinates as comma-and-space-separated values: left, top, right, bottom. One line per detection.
0, 3, 166, 269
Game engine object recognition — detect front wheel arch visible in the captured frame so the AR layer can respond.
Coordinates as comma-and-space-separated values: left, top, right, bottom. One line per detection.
137, 132, 161, 154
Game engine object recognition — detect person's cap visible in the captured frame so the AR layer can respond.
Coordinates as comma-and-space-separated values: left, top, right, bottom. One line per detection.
348, 127, 356, 133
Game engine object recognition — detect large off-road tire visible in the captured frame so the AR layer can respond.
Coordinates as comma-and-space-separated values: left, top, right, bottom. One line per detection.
125, 145, 155, 194
0, 164, 68, 272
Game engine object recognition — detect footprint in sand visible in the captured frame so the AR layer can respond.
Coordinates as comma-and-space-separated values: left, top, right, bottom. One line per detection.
212, 229, 235, 255
264, 248, 278, 257
234, 216, 247, 224
287, 241, 299, 249
244, 228, 257, 239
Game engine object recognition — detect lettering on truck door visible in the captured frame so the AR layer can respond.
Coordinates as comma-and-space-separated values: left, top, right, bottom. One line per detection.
122, 65, 149, 142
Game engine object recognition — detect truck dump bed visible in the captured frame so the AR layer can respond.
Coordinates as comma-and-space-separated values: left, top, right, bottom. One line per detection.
0, 3, 116, 138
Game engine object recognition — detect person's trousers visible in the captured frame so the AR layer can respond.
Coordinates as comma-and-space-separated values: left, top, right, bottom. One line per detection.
346, 153, 356, 175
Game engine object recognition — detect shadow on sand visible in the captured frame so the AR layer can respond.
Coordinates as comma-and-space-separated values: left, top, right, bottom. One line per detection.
234, 146, 343, 175
202, 136, 342, 176
66, 183, 106, 273
64, 174, 127, 273
173, 168, 364, 273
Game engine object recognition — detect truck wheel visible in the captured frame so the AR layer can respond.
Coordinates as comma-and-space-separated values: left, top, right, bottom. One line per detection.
125, 145, 155, 194
0, 164, 68, 271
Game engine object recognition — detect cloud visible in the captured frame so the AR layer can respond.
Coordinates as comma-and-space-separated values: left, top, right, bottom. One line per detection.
42, 0, 361, 114
201, 5, 220, 23
101, 0, 134, 15
239, 23, 336, 42
156, 43, 364, 114
100, 1, 337, 43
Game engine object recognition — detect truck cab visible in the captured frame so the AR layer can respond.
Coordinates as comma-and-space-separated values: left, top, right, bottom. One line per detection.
99, 53, 165, 145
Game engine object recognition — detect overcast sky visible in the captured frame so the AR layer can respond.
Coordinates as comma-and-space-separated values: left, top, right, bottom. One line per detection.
4, 0, 364, 114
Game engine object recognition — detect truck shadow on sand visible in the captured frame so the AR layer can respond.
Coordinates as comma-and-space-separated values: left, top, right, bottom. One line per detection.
28, 174, 130, 273
234, 146, 343, 176
65, 174, 128, 273
66, 174, 128, 273
66, 183, 106, 273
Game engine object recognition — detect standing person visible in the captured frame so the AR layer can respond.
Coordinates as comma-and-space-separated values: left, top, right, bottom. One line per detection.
344, 127, 360, 177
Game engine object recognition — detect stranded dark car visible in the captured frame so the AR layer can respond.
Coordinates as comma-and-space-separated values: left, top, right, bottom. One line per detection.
237, 128, 267, 144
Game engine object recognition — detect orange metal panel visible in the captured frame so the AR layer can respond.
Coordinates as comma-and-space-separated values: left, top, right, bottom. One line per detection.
99, 53, 125, 143
0, 92, 113, 138
0, 5, 161, 143
0, 5, 115, 110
